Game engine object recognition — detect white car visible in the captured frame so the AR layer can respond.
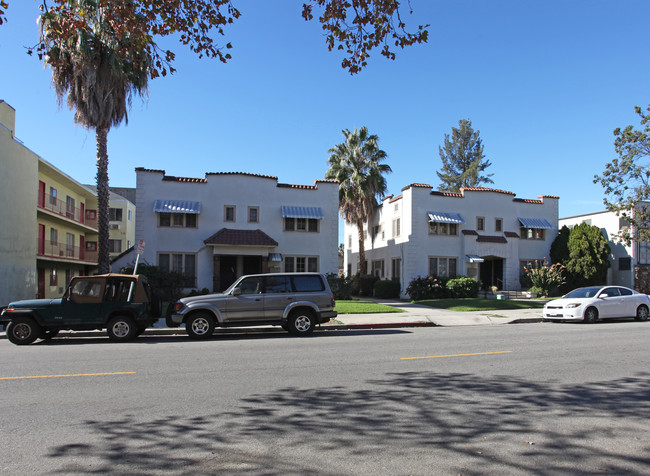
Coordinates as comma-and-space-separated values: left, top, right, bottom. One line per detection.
543, 285, 650, 323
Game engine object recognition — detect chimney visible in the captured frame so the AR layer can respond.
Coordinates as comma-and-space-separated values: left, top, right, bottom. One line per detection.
0, 100, 16, 138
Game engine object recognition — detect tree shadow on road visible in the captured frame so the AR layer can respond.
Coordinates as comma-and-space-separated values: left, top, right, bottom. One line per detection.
45, 371, 650, 475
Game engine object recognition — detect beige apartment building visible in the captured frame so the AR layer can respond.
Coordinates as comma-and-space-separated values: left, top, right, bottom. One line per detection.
1, 100, 99, 306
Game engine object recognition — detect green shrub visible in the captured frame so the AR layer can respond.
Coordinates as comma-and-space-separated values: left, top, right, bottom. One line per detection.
357, 274, 379, 296
406, 275, 449, 300
374, 279, 401, 299
446, 277, 479, 298
326, 273, 354, 300
523, 259, 566, 297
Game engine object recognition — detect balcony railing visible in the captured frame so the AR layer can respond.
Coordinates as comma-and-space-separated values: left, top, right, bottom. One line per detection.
38, 239, 98, 263
38, 195, 98, 230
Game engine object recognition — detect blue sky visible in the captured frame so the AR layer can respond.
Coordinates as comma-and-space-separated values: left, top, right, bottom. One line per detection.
2, 0, 649, 227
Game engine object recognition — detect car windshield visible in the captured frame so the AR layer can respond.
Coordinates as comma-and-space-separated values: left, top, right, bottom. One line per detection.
565, 287, 603, 299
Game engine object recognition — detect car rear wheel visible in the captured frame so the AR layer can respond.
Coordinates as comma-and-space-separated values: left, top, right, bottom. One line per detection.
7, 317, 41, 345
106, 316, 137, 342
288, 309, 315, 336
635, 305, 649, 321
583, 307, 598, 324
186, 312, 215, 339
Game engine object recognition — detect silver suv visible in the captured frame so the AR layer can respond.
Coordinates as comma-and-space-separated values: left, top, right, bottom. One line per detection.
169, 273, 337, 339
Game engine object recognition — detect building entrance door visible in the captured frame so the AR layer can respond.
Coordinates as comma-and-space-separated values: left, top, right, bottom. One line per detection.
480, 258, 504, 290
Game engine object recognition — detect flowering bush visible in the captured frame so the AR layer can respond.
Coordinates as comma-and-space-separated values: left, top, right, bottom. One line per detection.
523, 259, 566, 297
406, 276, 448, 300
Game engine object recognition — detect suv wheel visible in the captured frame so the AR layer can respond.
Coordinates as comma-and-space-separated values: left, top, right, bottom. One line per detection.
288, 309, 315, 336
107, 316, 137, 342
186, 312, 215, 339
7, 317, 41, 345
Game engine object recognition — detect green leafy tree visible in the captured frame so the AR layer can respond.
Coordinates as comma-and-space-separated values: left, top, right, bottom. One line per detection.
326, 127, 391, 275
566, 222, 611, 287
594, 104, 650, 245
437, 119, 494, 192
550, 225, 571, 265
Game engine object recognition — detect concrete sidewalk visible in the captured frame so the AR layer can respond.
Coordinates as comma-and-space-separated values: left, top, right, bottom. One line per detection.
327, 298, 543, 329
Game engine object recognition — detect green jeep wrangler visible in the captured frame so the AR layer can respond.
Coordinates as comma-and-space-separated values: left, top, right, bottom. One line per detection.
1, 274, 161, 345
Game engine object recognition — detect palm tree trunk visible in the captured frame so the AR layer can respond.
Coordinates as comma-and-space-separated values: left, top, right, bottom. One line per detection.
357, 220, 367, 275
96, 127, 110, 274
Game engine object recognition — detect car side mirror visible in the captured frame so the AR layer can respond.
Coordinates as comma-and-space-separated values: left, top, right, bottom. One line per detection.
232, 288, 241, 296
599, 293, 608, 299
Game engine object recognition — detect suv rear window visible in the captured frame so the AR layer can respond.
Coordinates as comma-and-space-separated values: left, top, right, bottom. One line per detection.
292, 275, 325, 292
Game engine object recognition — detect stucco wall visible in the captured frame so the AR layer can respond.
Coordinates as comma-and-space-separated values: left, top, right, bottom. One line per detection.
0, 102, 37, 306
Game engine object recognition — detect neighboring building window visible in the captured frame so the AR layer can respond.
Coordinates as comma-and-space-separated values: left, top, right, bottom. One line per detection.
66, 233, 75, 257
477, 217, 485, 231
639, 242, 650, 265
127, 240, 132, 249
429, 257, 458, 277
159, 213, 197, 228
109, 208, 123, 221
391, 257, 401, 282
50, 228, 58, 246
108, 240, 122, 253
372, 259, 385, 278
394, 202, 399, 212
158, 253, 196, 287
348, 235, 352, 248
128, 210, 132, 221
392, 218, 401, 238
284, 256, 319, 272
495, 218, 503, 232
284, 218, 318, 232
49, 187, 57, 205
520, 227, 545, 240
50, 268, 57, 286
619, 257, 632, 271
225, 205, 236, 222
66, 196, 75, 219
248, 206, 259, 223
429, 222, 458, 235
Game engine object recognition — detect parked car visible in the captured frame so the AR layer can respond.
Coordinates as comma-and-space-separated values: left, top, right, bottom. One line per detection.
543, 285, 650, 323
1, 274, 161, 345
169, 273, 337, 338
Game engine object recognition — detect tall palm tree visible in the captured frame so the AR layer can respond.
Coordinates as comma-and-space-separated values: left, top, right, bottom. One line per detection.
40, 1, 150, 273
326, 127, 391, 275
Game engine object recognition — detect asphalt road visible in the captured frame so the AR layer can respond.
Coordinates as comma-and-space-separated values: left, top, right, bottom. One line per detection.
1, 322, 649, 475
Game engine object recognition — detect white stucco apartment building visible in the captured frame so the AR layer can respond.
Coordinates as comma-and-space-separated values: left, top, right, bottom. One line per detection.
559, 207, 650, 288
113, 168, 339, 292
345, 184, 559, 296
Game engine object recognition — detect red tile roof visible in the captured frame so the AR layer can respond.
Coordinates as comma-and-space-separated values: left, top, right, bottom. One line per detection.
461, 187, 517, 196
204, 228, 279, 247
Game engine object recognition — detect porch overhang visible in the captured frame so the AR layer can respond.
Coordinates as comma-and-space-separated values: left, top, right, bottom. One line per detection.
204, 228, 278, 247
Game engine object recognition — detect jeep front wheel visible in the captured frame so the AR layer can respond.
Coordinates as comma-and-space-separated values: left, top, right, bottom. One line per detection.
186, 312, 215, 339
106, 316, 136, 342
288, 309, 315, 336
7, 317, 41, 345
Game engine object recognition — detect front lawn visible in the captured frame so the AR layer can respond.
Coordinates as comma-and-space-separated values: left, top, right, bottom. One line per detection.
415, 298, 546, 312
335, 300, 403, 314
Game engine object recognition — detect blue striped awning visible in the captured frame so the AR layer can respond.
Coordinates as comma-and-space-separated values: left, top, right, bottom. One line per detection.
269, 253, 283, 262
281, 206, 324, 219
428, 212, 465, 224
518, 217, 552, 229
466, 255, 485, 263
153, 200, 201, 214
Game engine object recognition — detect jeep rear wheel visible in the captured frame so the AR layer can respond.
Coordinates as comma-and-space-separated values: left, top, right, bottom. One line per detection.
106, 316, 136, 342
288, 309, 315, 336
186, 312, 215, 339
7, 317, 41, 345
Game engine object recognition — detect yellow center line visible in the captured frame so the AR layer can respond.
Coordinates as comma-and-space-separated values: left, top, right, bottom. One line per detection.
0, 372, 136, 380
401, 351, 513, 360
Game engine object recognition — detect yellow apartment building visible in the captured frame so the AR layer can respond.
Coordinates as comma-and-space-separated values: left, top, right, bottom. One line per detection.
1, 100, 99, 305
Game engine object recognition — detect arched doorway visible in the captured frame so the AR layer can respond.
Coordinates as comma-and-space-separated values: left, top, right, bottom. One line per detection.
479, 257, 504, 290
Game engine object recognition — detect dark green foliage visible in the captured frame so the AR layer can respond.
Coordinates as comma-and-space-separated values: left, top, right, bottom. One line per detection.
326, 273, 354, 300
437, 119, 494, 192
120, 264, 186, 302
594, 104, 650, 245
355, 274, 379, 296
406, 276, 449, 300
566, 222, 611, 287
374, 279, 401, 298
550, 225, 571, 264
446, 277, 480, 298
